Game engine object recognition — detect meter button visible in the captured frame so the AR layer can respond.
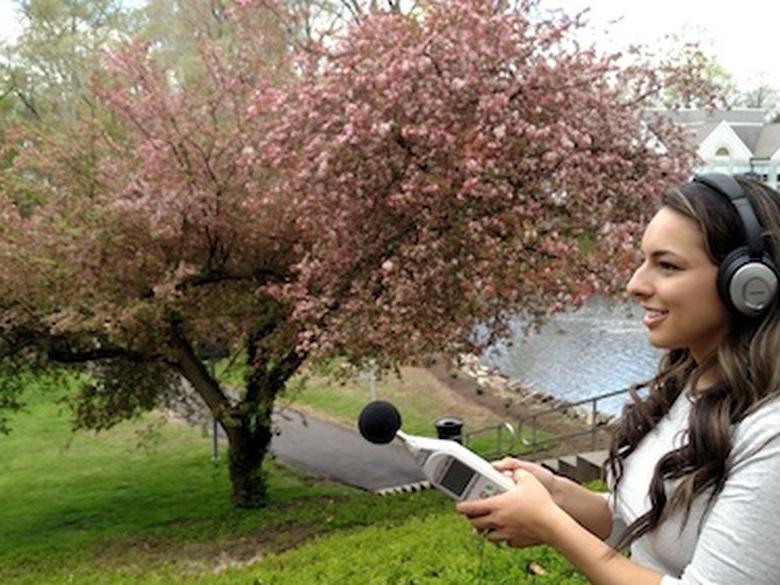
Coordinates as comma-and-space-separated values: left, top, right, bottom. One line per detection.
477, 483, 498, 499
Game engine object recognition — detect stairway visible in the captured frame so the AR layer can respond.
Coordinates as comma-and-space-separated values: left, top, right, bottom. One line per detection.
540, 449, 608, 484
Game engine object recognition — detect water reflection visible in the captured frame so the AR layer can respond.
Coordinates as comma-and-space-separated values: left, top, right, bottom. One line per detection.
482, 296, 660, 415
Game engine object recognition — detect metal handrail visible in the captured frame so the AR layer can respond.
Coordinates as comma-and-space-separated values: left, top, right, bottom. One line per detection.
464, 421, 517, 460
517, 385, 641, 458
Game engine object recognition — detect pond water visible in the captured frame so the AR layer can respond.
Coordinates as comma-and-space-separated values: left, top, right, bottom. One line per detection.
481, 296, 661, 416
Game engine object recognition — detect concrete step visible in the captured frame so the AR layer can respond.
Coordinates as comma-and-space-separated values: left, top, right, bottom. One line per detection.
543, 449, 608, 484
576, 450, 608, 483
558, 455, 578, 481
539, 458, 560, 474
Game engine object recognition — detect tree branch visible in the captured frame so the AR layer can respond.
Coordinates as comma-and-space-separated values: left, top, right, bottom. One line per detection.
168, 318, 230, 416
47, 345, 148, 364
175, 266, 290, 291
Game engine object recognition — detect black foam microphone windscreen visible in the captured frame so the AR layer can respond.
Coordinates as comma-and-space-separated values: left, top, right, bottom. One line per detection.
358, 400, 402, 444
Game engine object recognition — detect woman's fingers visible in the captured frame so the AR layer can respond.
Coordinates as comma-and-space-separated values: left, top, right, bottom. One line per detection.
485, 528, 508, 543
456, 497, 496, 518
491, 457, 522, 471
458, 470, 562, 550
469, 515, 497, 532
493, 459, 552, 483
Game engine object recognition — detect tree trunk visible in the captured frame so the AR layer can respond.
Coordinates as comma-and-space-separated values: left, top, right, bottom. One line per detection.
223, 408, 274, 508
225, 321, 304, 507
170, 323, 275, 507
169, 311, 303, 508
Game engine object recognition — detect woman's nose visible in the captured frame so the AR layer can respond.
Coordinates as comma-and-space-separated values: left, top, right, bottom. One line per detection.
627, 264, 651, 298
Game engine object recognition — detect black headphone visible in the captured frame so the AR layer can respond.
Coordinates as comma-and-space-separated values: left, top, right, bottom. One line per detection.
693, 173, 779, 317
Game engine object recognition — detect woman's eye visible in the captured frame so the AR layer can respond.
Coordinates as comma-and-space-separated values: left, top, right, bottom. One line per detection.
659, 261, 679, 271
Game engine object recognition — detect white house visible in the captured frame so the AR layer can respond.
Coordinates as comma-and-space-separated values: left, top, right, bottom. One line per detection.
649, 109, 780, 189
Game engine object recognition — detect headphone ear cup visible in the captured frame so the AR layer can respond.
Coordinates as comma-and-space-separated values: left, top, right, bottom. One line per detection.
718, 246, 779, 316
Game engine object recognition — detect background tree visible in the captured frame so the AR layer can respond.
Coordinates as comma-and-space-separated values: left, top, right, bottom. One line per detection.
284, 0, 422, 42
1, 0, 710, 507
138, 0, 288, 85
0, 0, 138, 218
737, 73, 780, 121
0, 0, 130, 122
649, 34, 737, 109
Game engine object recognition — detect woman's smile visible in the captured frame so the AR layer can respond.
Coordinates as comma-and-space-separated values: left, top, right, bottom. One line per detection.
641, 306, 669, 328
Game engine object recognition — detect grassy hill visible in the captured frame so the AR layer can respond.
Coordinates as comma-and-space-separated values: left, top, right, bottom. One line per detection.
0, 374, 589, 584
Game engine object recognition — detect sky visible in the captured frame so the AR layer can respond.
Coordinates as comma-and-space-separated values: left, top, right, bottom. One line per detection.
545, 0, 780, 89
0, 0, 778, 89
0, 1, 22, 43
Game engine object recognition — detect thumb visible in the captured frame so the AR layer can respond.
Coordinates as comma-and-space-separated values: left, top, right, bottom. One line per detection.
492, 457, 521, 471
513, 468, 533, 483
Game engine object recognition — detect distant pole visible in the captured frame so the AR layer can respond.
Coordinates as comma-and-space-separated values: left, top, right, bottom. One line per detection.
212, 416, 219, 462
368, 359, 377, 402
208, 360, 219, 462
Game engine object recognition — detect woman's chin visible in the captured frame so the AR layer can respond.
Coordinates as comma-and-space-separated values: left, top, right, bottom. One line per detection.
646, 334, 673, 351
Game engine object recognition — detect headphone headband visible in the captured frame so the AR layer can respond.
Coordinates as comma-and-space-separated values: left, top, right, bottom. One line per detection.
693, 173, 765, 258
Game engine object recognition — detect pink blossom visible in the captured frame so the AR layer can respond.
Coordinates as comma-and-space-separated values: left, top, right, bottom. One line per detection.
0, 1, 707, 493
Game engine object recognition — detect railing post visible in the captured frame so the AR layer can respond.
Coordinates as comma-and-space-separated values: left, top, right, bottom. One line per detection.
503, 422, 516, 455
513, 385, 638, 460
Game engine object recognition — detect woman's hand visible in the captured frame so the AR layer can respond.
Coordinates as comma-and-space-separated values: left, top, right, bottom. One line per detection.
456, 468, 565, 549
492, 457, 558, 497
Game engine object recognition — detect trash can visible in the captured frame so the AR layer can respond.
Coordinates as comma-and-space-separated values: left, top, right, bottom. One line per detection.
434, 416, 464, 444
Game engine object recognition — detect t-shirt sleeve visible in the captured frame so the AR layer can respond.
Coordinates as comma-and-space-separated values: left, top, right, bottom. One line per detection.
660, 404, 780, 585
599, 490, 628, 546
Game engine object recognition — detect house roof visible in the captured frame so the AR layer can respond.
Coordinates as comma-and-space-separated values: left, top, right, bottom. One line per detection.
646, 109, 780, 159
732, 126, 763, 152
656, 108, 769, 126
753, 124, 780, 159
692, 122, 720, 145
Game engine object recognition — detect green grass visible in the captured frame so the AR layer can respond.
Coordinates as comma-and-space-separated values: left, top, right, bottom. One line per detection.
0, 381, 352, 583
246, 512, 589, 585
283, 369, 546, 459
219, 357, 551, 458
0, 374, 589, 584
218, 358, 506, 438
285, 377, 441, 436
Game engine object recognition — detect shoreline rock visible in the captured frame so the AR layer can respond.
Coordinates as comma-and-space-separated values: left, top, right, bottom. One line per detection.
454, 353, 617, 427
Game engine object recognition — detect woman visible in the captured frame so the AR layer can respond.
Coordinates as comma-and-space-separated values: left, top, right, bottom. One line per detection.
457, 174, 780, 584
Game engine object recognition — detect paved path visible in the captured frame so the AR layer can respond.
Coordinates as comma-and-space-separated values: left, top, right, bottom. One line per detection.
269, 409, 428, 493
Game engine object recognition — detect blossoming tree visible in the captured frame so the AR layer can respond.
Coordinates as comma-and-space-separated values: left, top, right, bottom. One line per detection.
0, 0, 710, 507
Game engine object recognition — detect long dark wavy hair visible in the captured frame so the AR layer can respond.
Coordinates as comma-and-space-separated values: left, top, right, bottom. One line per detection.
606, 176, 780, 549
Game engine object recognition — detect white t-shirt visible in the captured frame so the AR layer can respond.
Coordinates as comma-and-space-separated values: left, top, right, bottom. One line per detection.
607, 390, 780, 584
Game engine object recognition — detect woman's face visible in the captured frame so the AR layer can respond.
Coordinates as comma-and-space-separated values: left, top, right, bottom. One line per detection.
627, 206, 729, 363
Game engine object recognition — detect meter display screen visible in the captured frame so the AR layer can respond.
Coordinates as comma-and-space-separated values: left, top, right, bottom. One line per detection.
439, 458, 476, 496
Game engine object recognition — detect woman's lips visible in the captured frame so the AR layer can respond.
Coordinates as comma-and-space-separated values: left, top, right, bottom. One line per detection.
643, 307, 668, 328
